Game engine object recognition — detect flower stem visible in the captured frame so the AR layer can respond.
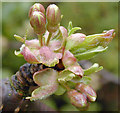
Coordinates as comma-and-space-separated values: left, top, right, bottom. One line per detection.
46, 32, 52, 46
38, 34, 43, 46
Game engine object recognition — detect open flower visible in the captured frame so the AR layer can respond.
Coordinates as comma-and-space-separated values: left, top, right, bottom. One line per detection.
19, 39, 62, 67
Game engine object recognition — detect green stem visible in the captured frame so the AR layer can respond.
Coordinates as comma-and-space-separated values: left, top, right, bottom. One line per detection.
38, 35, 43, 47
46, 32, 52, 46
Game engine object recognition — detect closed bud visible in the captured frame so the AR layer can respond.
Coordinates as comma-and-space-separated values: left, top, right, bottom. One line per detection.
66, 33, 86, 50
67, 89, 87, 108
29, 3, 45, 17
75, 83, 97, 102
30, 11, 46, 35
46, 4, 61, 26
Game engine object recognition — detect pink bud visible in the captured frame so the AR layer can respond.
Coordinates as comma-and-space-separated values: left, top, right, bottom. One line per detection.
30, 11, 46, 35
46, 4, 61, 26
75, 83, 97, 102
29, 3, 45, 17
67, 89, 87, 108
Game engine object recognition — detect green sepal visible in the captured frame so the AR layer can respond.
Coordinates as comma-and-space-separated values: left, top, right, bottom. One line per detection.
74, 46, 108, 60
68, 27, 81, 36
58, 70, 76, 83
84, 63, 103, 75
14, 34, 25, 43
54, 84, 66, 95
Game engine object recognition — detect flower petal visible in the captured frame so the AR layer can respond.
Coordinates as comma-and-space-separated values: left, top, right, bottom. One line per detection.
33, 68, 58, 86
21, 45, 39, 64
67, 65, 84, 77
37, 46, 62, 66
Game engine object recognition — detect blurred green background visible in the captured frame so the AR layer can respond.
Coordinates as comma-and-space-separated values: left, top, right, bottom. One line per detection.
2, 2, 119, 112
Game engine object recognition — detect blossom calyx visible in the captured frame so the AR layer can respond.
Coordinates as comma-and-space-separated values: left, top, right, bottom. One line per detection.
30, 11, 46, 35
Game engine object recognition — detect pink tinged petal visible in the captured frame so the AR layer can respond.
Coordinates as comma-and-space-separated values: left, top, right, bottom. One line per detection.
62, 50, 77, 67
21, 46, 39, 64
27, 68, 58, 101
25, 39, 40, 49
28, 83, 58, 101
60, 26, 68, 38
67, 65, 84, 77
103, 29, 115, 38
49, 40, 61, 51
38, 46, 62, 67
66, 33, 86, 50
33, 68, 58, 86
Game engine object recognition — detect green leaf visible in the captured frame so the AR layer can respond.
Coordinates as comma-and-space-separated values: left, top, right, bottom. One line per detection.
26, 83, 58, 101
80, 76, 91, 84
74, 46, 108, 60
84, 63, 103, 75
14, 50, 23, 57
58, 70, 76, 83
54, 84, 66, 95
67, 21, 73, 33
71, 76, 91, 84
68, 27, 81, 36
14, 34, 25, 43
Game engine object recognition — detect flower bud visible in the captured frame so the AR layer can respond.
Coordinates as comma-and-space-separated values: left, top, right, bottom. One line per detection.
67, 89, 87, 108
30, 11, 46, 35
46, 4, 61, 26
75, 83, 97, 102
29, 3, 45, 17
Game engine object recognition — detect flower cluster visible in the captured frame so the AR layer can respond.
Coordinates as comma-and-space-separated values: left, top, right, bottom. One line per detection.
14, 3, 115, 110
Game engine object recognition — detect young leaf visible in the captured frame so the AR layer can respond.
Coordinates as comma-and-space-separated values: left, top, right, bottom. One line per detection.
54, 84, 66, 95
33, 68, 58, 86
14, 34, 25, 43
71, 76, 91, 84
68, 27, 81, 36
14, 50, 23, 57
84, 63, 103, 75
27, 83, 58, 101
67, 21, 73, 33
26, 68, 59, 101
58, 70, 76, 83
80, 76, 91, 84
66, 33, 86, 50
74, 46, 108, 60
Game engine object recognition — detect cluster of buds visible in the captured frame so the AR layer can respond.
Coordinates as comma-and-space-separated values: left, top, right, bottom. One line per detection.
14, 3, 115, 111
67, 83, 96, 110
29, 3, 61, 35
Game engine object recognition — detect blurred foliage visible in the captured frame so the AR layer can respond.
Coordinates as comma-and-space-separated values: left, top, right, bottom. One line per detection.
2, 2, 118, 111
